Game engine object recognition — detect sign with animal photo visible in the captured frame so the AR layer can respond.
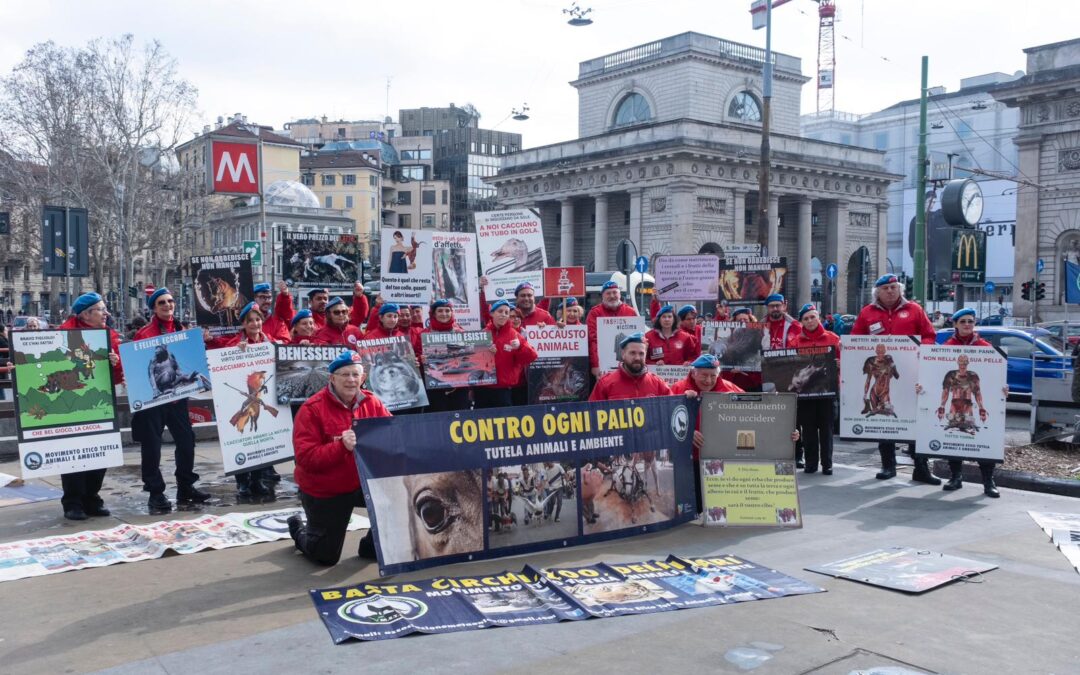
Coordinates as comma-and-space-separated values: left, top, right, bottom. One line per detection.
206, 342, 294, 474
839, 336, 920, 440
699, 392, 797, 461
700, 460, 801, 528
806, 547, 997, 594
119, 328, 212, 412
474, 209, 548, 300
653, 255, 720, 302
718, 257, 786, 305
915, 345, 1007, 463
596, 316, 649, 372
382, 229, 483, 329
701, 321, 767, 372
524, 325, 589, 404
191, 253, 255, 338
420, 330, 496, 390
11, 330, 123, 478
274, 344, 343, 404
355, 336, 428, 412
353, 397, 697, 576
281, 231, 360, 290
761, 347, 838, 398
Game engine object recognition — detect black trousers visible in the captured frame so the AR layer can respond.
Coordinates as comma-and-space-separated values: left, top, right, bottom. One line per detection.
60, 468, 106, 511
132, 400, 198, 494
425, 387, 471, 413
510, 385, 529, 407
296, 488, 365, 565
473, 387, 513, 410
797, 398, 835, 471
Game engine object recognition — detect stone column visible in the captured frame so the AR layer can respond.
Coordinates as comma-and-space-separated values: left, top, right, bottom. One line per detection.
629, 189, 642, 250
797, 196, 813, 307
560, 198, 575, 266
1013, 136, 1041, 321
768, 194, 780, 257
593, 193, 609, 271
732, 188, 746, 245
830, 200, 850, 313
669, 182, 697, 254
876, 201, 889, 282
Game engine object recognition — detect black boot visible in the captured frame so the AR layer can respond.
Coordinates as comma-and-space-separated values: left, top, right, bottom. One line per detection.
235, 472, 252, 499
876, 446, 896, 480
943, 460, 963, 491
911, 457, 942, 486
148, 492, 173, 513
980, 462, 1000, 498
177, 485, 211, 503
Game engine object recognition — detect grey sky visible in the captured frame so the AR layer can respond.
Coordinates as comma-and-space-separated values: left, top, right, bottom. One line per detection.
1, 0, 1075, 149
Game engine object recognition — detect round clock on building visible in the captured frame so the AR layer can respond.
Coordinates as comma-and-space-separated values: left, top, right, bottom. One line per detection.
941, 178, 984, 227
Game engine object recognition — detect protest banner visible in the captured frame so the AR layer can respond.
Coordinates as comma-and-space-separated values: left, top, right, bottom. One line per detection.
699, 392, 797, 460
915, 344, 1007, 463
524, 325, 589, 404
700, 460, 801, 528
542, 266, 585, 299
717, 256, 787, 305
275, 344, 342, 404
596, 316, 649, 372
761, 347, 838, 398
382, 229, 482, 328
281, 231, 360, 290
839, 336, 920, 440
311, 553, 823, 643
355, 335, 428, 411
120, 328, 212, 412
701, 321, 766, 372
806, 547, 997, 593
11, 329, 123, 479
353, 397, 697, 576
191, 253, 255, 337
653, 255, 720, 302
420, 330, 496, 389
206, 342, 294, 474
648, 365, 692, 387
474, 209, 547, 300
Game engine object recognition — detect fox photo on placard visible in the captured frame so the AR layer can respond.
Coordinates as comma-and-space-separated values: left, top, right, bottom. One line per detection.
120, 328, 212, 412
915, 345, 1007, 463
355, 335, 428, 411
718, 257, 786, 305
761, 347, 838, 398
282, 231, 360, 290
275, 344, 343, 404
701, 321, 767, 372
840, 336, 920, 440
596, 316, 649, 372
191, 253, 255, 337
420, 330, 496, 389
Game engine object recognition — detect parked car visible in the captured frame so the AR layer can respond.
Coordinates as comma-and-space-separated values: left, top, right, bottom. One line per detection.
1036, 320, 1080, 347
935, 326, 1069, 399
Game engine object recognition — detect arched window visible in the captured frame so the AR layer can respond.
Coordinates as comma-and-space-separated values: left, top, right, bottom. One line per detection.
728, 91, 763, 122
613, 93, 651, 127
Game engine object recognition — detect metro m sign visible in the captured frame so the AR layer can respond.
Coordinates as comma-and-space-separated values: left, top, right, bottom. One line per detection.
210, 140, 260, 195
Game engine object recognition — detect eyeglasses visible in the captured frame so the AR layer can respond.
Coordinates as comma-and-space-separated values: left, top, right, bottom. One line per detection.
330, 309, 349, 315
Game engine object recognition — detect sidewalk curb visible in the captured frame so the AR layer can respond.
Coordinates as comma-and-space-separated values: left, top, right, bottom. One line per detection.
932, 458, 1080, 498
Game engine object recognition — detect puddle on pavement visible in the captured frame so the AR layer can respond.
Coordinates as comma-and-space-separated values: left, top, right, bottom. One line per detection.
724, 642, 784, 670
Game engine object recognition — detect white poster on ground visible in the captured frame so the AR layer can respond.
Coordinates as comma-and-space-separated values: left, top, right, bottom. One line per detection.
474, 209, 547, 300
839, 335, 920, 440
596, 316, 648, 372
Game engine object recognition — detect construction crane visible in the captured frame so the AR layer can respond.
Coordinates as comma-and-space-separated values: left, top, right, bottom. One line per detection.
814, 0, 836, 113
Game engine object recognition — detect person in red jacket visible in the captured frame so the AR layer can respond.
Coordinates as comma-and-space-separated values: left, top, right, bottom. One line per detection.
587, 281, 639, 377
852, 274, 940, 484
57, 292, 124, 521
646, 305, 697, 365
731, 307, 753, 323
312, 297, 363, 347
676, 305, 704, 352
307, 288, 331, 329
420, 299, 470, 412
590, 333, 673, 401
764, 294, 801, 349
479, 279, 558, 328
287, 351, 391, 565
132, 288, 211, 513
789, 304, 841, 475
562, 297, 583, 325
253, 281, 294, 343
715, 301, 731, 322
289, 309, 316, 344
362, 303, 404, 341
475, 299, 538, 409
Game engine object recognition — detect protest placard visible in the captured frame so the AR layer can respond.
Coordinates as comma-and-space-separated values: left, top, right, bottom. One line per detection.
474, 209, 547, 299
120, 328, 211, 412
524, 325, 589, 404
653, 255, 720, 302
355, 336, 428, 411
191, 253, 255, 337
420, 330, 496, 389
717, 256, 787, 305
839, 335, 920, 440
596, 316, 648, 372
282, 231, 360, 290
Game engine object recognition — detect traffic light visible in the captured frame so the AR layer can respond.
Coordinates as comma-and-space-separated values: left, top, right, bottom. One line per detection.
1020, 281, 1030, 300
1036, 282, 1046, 301
128, 285, 138, 299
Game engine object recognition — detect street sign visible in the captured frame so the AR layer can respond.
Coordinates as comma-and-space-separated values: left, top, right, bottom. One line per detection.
144, 284, 156, 297
635, 256, 649, 274
826, 263, 838, 280
1037, 258, 1045, 274
984, 281, 995, 294
209, 139, 260, 195
243, 240, 263, 265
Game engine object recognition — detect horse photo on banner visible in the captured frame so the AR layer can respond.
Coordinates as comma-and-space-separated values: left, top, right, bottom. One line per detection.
190, 253, 255, 338
281, 231, 360, 292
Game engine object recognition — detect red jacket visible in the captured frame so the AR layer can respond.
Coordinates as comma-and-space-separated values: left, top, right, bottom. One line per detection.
788, 324, 840, 350
312, 322, 363, 347
851, 298, 937, 344
363, 323, 422, 358
209, 331, 281, 349
586, 302, 638, 368
589, 366, 673, 401
135, 316, 181, 340
479, 288, 556, 327
58, 316, 124, 384
486, 320, 538, 388
292, 386, 391, 498
671, 374, 744, 460
944, 333, 990, 347
766, 317, 802, 349
644, 328, 697, 365
309, 294, 369, 331
263, 291, 295, 343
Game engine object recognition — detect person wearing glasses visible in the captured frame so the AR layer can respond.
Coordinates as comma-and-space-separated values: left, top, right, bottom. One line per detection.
288, 350, 391, 564
132, 288, 211, 513
311, 297, 363, 347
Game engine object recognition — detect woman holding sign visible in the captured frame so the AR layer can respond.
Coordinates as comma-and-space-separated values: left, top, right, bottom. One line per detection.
420, 299, 470, 413
475, 299, 537, 409
645, 305, 697, 365
789, 304, 840, 475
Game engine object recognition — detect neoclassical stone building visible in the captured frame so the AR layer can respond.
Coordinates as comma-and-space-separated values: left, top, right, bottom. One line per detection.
491, 32, 900, 313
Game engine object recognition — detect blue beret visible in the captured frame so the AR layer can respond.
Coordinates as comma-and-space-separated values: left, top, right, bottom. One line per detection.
326, 297, 346, 310
602, 280, 619, 291
677, 304, 697, 319
253, 283, 271, 294
239, 301, 259, 322
765, 294, 785, 305
732, 307, 752, 318
147, 287, 171, 309
798, 303, 817, 320
432, 299, 452, 310
328, 350, 363, 374
952, 308, 977, 322
691, 354, 720, 369
490, 299, 512, 313
619, 331, 645, 349
875, 274, 899, 287
514, 282, 535, 296
290, 309, 312, 327
656, 304, 675, 317
379, 303, 400, 316
307, 287, 329, 298
72, 292, 102, 315
564, 297, 578, 306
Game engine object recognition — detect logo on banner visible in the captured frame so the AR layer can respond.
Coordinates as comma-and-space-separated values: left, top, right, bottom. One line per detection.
211, 141, 259, 194
671, 405, 689, 441
24, 452, 42, 470
338, 597, 428, 625
852, 424, 864, 435
928, 440, 942, 452
235, 453, 247, 466
245, 513, 291, 533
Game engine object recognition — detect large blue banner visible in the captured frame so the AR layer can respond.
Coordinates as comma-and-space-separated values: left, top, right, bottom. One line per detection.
353, 396, 698, 576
